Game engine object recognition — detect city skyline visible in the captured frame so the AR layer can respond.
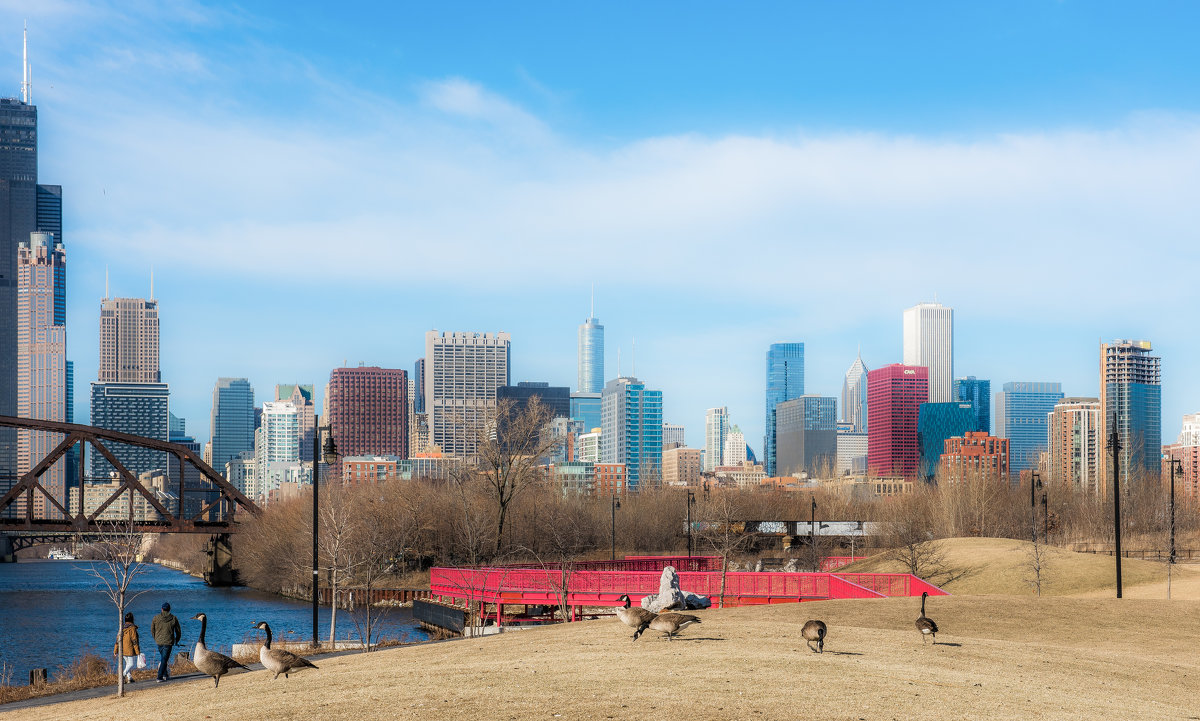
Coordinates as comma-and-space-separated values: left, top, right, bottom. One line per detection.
3, 5, 1198, 455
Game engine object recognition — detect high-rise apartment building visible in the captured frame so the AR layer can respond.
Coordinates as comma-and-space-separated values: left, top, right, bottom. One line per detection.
275, 384, 314, 462
775, 395, 837, 478
328, 366, 409, 465
425, 331, 510, 457
704, 407, 729, 471
89, 382, 170, 478
16, 231, 68, 518
866, 364, 928, 477
577, 304, 604, 394
1046, 397, 1101, 494
764, 343, 804, 476
841, 352, 869, 433
662, 422, 685, 449
917, 402, 977, 480
600, 376, 663, 489
256, 401, 301, 489
576, 428, 601, 463
995, 382, 1064, 472
1, 51, 64, 493
953, 376, 991, 433
723, 426, 747, 467
902, 302, 953, 403
98, 297, 160, 383
209, 378, 255, 476
1098, 339, 1162, 482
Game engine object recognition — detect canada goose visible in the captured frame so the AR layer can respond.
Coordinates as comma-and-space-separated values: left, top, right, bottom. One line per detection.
614, 594, 657, 641
189, 613, 248, 688
801, 619, 827, 653
915, 592, 939, 644
638, 612, 701, 641
252, 621, 319, 679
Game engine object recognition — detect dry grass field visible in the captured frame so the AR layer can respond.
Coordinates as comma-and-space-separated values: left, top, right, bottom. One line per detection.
8, 539, 1200, 720
8, 593, 1200, 721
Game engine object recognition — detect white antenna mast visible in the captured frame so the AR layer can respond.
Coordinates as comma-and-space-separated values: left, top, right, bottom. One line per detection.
21, 22, 29, 103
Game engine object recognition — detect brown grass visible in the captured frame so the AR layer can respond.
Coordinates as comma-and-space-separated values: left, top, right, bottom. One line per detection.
0, 651, 204, 706
7, 593, 1200, 720
842, 537, 1194, 596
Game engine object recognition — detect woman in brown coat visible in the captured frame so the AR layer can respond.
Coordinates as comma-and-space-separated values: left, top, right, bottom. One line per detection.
114, 612, 141, 683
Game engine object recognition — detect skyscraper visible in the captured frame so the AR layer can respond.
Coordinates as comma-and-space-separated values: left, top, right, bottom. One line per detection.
840, 351, 869, 433
577, 303, 604, 394
600, 376, 662, 489
16, 231, 67, 518
723, 425, 747, 467
328, 366, 409, 464
866, 364, 928, 477
98, 297, 160, 383
902, 302, 953, 403
90, 293, 169, 480
1098, 339, 1162, 482
497, 381, 571, 419
256, 400, 301, 491
764, 343, 804, 476
953, 376, 991, 433
662, 422, 685, 449
275, 384, 314, 462
704, 406, 729, 471
1046, 397, 1101, 494
917, 402, 977, 481
994, 382, 1064, 472
412, 358, 426, 413
425, 331, 510, 457
1, 34, 62, 495
209, 378, 255, 477
775, 395, 837, 478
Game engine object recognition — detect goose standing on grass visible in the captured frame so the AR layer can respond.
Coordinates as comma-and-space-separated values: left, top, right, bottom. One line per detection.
614, 594, 657, 641
915, 592, 939, 645
801, 620, 827, 653
638, 612, 701, 642
189, 613, 248, 688
252, 621, 319, 679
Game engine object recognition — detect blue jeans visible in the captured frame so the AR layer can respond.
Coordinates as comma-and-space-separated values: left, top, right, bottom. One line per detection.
157, 644, 173, 680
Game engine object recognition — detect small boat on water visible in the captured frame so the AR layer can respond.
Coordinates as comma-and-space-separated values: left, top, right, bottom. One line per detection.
47, 548, 75, 560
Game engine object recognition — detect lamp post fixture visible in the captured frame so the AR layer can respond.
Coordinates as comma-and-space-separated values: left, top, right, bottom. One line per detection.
1107, 423, 1122, 598
610, 495, 621, 561
686, 490, 696, 557
1169, 457, 1183, 598
1029, 471, 1043, 543
312, 420, 337, 648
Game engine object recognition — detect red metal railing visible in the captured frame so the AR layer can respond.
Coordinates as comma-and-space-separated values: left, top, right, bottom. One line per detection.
819, 556, 866, 572
471, 556, 723, 573
833, 573, 948, 597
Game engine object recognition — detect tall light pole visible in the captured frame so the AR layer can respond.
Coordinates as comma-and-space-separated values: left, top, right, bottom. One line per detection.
610, 495, 621, 561
1169, 457, 1183, 598
1108, 423, 1122, 598
686, 490, 695, 557
312, 420, 337, 648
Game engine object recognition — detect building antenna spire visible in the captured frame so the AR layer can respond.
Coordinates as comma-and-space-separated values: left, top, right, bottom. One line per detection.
21, 21, 29, 103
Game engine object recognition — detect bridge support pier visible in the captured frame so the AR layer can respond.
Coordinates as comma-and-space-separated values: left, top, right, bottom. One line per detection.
204, 533, 235, 587
0, 534, 13, 563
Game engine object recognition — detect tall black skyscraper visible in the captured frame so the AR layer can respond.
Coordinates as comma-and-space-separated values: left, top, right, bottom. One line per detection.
1, 29, 61, 500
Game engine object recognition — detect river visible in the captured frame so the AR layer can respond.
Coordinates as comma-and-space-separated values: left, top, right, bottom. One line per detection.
0, 560, 428, 684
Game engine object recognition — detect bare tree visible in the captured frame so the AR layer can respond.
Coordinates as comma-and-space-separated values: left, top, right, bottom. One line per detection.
84, 520, 152, 698
1024, 536, 1049, 596
320, 485, 365, 648
695, 492, 754, 608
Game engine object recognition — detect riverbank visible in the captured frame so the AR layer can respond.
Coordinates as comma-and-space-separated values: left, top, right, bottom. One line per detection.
6, 595, 1199, 720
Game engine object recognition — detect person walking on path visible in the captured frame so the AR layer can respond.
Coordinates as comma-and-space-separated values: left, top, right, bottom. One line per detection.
151, 602, 181, 682
113, 612, 140, 684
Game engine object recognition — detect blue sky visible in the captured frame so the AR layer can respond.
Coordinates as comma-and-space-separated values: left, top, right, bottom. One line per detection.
3, 0, 1198, 452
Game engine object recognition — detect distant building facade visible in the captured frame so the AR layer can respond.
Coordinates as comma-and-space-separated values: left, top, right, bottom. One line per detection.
774, 395, 837, 478
600, 377, 662, 489
840, 352, 869, 433
662, 422, 685, 449
210, 378, 255, 476
98, 297, 160, 383
425, 331, 510, 457
1099, 339, 1162, 483
917, 402, 977, 481
939, 431, 1009, 483
953, 376, 991, 434
704, 407, 729, 472
995, 382, 1064, 472
1046, 397, 1102, 495
764, 343, 805, 476
902, 302, 953, 403
275, 384, 315, 462
577, 312, 604, 394
866, 364, 928, 477
328, 366, 409, 465
662, 447, 702, 486
89, 382, 170, 478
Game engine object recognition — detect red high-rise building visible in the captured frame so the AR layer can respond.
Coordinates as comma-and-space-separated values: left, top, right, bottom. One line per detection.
867, 364, 928, 477
327, 367, 409, 472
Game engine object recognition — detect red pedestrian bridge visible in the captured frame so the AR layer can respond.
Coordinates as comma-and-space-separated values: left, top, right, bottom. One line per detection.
429, 555, 947, 614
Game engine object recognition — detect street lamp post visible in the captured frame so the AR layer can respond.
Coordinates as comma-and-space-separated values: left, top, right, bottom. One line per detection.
610, 495, 621, 561
312, 420, 337, 648
1041, 491, 1048, 541
686, 490, 696, 557
1169, 458, 1183, 599
1108, 424, 1122, 598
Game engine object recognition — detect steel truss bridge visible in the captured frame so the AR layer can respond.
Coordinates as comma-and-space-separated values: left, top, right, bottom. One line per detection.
0, 416, 261, 583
